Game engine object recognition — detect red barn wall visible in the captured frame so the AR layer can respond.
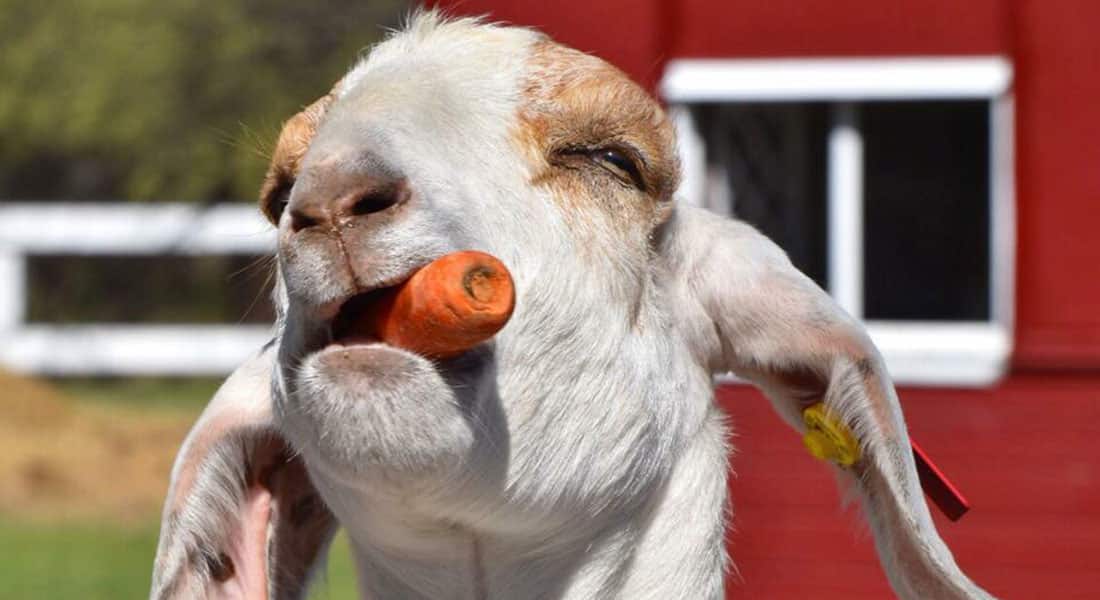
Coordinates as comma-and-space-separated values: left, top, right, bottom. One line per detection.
1011, 0, 1100, 369
719, 381, 1100, 599
670, 0, 1010, 58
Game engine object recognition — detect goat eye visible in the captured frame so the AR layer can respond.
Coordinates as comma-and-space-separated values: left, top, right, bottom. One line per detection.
264, 181, 293, 223
591, 148, 644, 191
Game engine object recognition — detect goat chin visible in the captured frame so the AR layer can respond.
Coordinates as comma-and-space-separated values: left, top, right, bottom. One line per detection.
150, 9, 995, 600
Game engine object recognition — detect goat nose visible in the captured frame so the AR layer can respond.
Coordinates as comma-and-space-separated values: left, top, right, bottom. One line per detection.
289, 178, 409, 233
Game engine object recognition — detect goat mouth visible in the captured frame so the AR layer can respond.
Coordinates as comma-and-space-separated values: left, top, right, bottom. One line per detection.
304, 260, 435, 357
326, 285, 400, 347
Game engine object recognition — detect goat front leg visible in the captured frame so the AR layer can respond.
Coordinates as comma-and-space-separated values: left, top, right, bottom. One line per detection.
668, 206, 994, 599
151, 346, 337, 600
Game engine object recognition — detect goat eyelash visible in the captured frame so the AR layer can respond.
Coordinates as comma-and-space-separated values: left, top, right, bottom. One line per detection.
263, 178, 294, 223
555, 144, 647, 192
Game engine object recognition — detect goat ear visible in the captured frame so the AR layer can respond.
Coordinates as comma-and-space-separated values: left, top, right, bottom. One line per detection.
259, 85, 341, 224
151, 347, 336, 600
665, 205, 992, 599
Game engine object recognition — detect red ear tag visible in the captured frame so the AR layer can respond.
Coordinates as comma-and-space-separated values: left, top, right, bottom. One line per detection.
911, 440, 971, 521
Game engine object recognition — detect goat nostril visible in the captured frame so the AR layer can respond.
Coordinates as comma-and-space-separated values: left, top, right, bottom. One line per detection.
289, 180, 406, 231
350, 187, 401, 216
290, 209, 321, 233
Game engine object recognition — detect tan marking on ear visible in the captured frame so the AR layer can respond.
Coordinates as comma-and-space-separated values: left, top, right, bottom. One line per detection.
258, 83, 342, 224
514, 41, 680, 233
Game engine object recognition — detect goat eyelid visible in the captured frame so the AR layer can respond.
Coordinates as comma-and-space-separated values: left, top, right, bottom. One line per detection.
591, 147, 646, 191
264, 178, 294, 224
555, 144, 647, 192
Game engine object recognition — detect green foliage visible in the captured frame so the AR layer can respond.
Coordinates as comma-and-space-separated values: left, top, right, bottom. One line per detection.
0, 0, 407, 201
28, 254, 277, 324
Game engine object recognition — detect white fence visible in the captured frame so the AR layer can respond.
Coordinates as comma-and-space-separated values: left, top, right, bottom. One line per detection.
0, 203, 275, 375
1, 201, 1008, 384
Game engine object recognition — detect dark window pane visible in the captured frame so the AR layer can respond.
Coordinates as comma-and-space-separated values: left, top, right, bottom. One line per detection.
691, 103, 830, 289
862, 101, 990, 321
27, 255, 275, 324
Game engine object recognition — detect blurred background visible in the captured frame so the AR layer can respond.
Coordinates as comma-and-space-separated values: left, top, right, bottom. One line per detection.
1, 1, 1097, 598
0, 1, 406, 597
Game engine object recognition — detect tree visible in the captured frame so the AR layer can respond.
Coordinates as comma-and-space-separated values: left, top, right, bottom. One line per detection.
0, 0, 407, 202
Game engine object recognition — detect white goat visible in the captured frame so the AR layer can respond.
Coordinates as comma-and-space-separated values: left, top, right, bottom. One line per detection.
151, 12, 994, 599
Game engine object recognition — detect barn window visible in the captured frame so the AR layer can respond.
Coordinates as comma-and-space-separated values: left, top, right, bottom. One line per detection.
664, 57, 1014, 386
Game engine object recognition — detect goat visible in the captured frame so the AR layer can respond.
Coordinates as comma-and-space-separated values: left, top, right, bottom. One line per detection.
151, 11, 995, 599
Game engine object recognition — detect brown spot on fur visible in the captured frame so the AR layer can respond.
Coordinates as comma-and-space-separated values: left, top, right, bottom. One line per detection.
206, 551, 235, 582
772, 364, 829, 402
289, 493, 320, 528
259, 83, 342, 224
514, 41, 680, 234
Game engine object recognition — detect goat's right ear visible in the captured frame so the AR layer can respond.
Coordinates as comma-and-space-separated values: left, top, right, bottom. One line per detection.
662, 205, 992, 599
259, 87, 340, 225
150, 347, 336, 599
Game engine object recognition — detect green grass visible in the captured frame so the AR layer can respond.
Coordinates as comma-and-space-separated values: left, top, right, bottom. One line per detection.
1, 377, 359, 598
0, 519, 359, 599
0, 520, 160, 599
308, 533, 360, 600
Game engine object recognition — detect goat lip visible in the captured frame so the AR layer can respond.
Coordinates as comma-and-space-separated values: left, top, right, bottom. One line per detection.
327, 333, 381, 348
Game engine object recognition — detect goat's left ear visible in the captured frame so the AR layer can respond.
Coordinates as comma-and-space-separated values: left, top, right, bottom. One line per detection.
150, 346, 336, 600
663, 205, 993, 600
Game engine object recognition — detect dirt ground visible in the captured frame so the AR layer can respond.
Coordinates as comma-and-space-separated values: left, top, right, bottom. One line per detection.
0, 372, 195, 523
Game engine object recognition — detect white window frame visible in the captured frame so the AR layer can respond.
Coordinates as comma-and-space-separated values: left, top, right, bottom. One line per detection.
662, 57, 1014, 387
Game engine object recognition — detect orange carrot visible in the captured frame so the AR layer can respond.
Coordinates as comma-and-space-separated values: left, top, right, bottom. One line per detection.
357, 251, 515, 359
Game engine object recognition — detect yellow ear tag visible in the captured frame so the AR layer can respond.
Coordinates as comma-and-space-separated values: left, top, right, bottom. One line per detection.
802, 403, 861, 467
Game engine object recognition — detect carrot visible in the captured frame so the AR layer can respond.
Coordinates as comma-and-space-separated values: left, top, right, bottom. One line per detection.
354, 251, 515, 359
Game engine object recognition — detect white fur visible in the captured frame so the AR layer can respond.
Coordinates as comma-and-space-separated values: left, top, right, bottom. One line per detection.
151, 11, 994, 599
